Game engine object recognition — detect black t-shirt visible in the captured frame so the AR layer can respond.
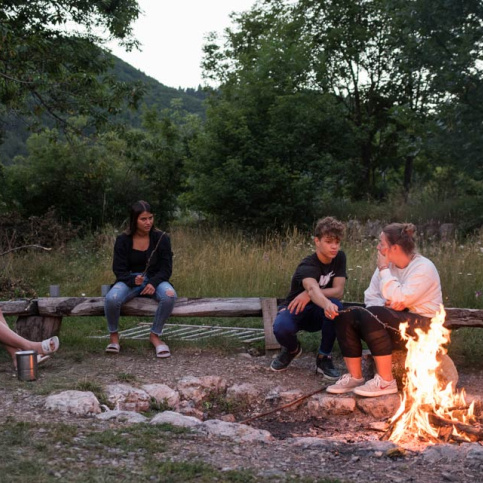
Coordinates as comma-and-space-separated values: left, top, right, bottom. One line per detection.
282, 251, 347, 305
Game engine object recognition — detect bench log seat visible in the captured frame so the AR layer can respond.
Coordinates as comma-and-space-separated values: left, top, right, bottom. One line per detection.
1, 298, 482, 352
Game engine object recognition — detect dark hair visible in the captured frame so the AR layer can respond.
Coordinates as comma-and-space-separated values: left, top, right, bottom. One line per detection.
383, 223, 416, 255
125, 200, 154, 235
314, 217, 345, 240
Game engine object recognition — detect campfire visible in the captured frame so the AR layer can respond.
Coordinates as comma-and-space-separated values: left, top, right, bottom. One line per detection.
383, 306, 483, 444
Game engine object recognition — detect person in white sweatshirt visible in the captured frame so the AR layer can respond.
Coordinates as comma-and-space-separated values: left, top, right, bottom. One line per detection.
326, 222, 443, 397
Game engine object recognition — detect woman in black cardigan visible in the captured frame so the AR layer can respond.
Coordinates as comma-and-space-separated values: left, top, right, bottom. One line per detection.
104, 201, 177, 357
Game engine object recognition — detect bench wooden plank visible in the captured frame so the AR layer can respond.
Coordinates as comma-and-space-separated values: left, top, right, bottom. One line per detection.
0, 299, 37, 316
444, 308, 483, 329
35, 297, 264, 317
3, 298, 483, 331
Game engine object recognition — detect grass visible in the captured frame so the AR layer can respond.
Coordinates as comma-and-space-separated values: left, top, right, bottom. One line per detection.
0, 420, 265, 482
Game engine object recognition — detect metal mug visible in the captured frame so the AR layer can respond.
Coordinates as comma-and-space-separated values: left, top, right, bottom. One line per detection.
16, 350, 38, 381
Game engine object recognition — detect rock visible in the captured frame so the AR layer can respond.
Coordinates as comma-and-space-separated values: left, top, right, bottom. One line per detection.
226, 383, 260, 404
436, 353, 459, 391
356, 394, 401, 419
104, 384, 151, 412
220, 414, 236, 422
176, 375, 228, 404
178, 401, 205, 420
346, 220, 363, 241
466, 445, 483, 465
45, 390, 101, 415
150, 410, 203, 428
354, 441, 398, 455
307, 393, 356, 416
141, 383, 180, 408
265, 386, 283, 404
279, 389, 305, 411
439, 223, 455, 241
201, 419, 273, 442
291, 437, 342, 450
96, 410, 148, 423
422, 444, 469, 463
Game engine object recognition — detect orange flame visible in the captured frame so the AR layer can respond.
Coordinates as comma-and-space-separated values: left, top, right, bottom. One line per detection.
389, 306, 475, 443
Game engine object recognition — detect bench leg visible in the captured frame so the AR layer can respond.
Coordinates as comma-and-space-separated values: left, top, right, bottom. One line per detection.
261, 297, 280, 354
15, 315, 62, 342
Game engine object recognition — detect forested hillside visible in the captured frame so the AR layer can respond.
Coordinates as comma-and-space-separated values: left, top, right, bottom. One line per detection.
0, 55, 206, 164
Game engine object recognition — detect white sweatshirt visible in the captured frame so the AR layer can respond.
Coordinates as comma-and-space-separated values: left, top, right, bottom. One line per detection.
364, 254, 443, 318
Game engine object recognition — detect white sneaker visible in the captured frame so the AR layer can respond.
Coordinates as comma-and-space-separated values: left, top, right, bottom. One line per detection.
326, 373, 365, 394
353, 374, 398, 397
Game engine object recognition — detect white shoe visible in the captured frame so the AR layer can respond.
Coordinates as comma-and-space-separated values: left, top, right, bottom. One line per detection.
353, 374, 398, 397
326, 373, 365, 394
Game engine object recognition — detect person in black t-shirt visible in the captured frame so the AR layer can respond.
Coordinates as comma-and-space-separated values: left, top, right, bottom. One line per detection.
270, 217, 347, 378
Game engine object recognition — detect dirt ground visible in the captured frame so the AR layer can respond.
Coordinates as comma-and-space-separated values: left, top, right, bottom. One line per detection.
1, 347, 483, 482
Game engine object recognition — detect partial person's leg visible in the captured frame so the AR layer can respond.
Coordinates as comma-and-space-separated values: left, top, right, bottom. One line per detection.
104, 282, 140, 347
0, 317, 20, 359
326, 309, 366, 393
297, 302, 342, 379
319, 298, 344, 355
351, 306, 405, 396
271, 308, 303, 371
272, 308, 301, 353
0, 318, 58, 356
150, 282, 177, 355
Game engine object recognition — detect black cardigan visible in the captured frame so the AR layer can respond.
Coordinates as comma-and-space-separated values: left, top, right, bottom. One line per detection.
112, 230, 173, 288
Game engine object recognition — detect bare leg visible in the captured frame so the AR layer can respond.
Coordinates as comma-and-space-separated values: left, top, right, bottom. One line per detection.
344, 356, 363, 379
0, 317, 21, 360
149, 332, 167, 349
0, 310, 56, 356
109, 331, 120, 345
373, 354, 394, 381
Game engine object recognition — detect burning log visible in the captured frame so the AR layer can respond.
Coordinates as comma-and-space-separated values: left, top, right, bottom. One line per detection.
428, 414, 483, 442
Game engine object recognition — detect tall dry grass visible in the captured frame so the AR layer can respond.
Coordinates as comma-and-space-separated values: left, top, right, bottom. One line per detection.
3, 225, 483, 310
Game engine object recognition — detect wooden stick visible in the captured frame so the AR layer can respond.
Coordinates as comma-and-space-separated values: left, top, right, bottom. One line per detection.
240, 388, 324, 425
0, 245, 52, 256
428, 414, 483, 440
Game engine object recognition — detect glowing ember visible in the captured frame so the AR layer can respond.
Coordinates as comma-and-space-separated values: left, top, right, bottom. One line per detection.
388, 306, 477, 443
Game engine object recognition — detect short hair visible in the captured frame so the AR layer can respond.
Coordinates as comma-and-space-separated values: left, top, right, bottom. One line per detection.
126, 200, 154, 236
314, 217, 345, 240
383, 222, 416, 255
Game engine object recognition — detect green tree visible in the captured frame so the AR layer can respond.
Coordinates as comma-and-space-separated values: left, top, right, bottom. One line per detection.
193, 0, 483, 228
0, 0, 144, 136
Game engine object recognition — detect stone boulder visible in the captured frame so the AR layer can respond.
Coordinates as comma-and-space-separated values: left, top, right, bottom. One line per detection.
150, 410, 203, 428
201, 419, 273, 442
96, 410, 148, 423
45, 390, 101, 415
307, 393, 356, 416
176, 375, 227, 404
141, 383, 180, 409
104, 384, 151, 412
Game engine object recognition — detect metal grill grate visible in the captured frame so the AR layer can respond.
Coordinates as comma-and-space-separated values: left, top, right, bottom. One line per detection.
96, 322, 265, 344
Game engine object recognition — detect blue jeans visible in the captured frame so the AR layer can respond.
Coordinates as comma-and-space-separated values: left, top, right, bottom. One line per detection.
272, 298, 343, 354
105, 278, 177, 336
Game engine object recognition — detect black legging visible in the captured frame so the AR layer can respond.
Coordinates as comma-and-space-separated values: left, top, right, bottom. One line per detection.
335, 306, 432, 358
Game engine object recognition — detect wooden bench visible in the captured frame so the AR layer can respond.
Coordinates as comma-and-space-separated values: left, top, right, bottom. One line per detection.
0, 297, 282, 351
1, 298, 483, 352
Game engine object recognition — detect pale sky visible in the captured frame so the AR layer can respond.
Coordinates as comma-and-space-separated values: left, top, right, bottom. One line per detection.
108, 0, 257, 89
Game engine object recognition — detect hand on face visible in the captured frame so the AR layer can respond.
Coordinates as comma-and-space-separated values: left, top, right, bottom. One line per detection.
377, 250, 389, 270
